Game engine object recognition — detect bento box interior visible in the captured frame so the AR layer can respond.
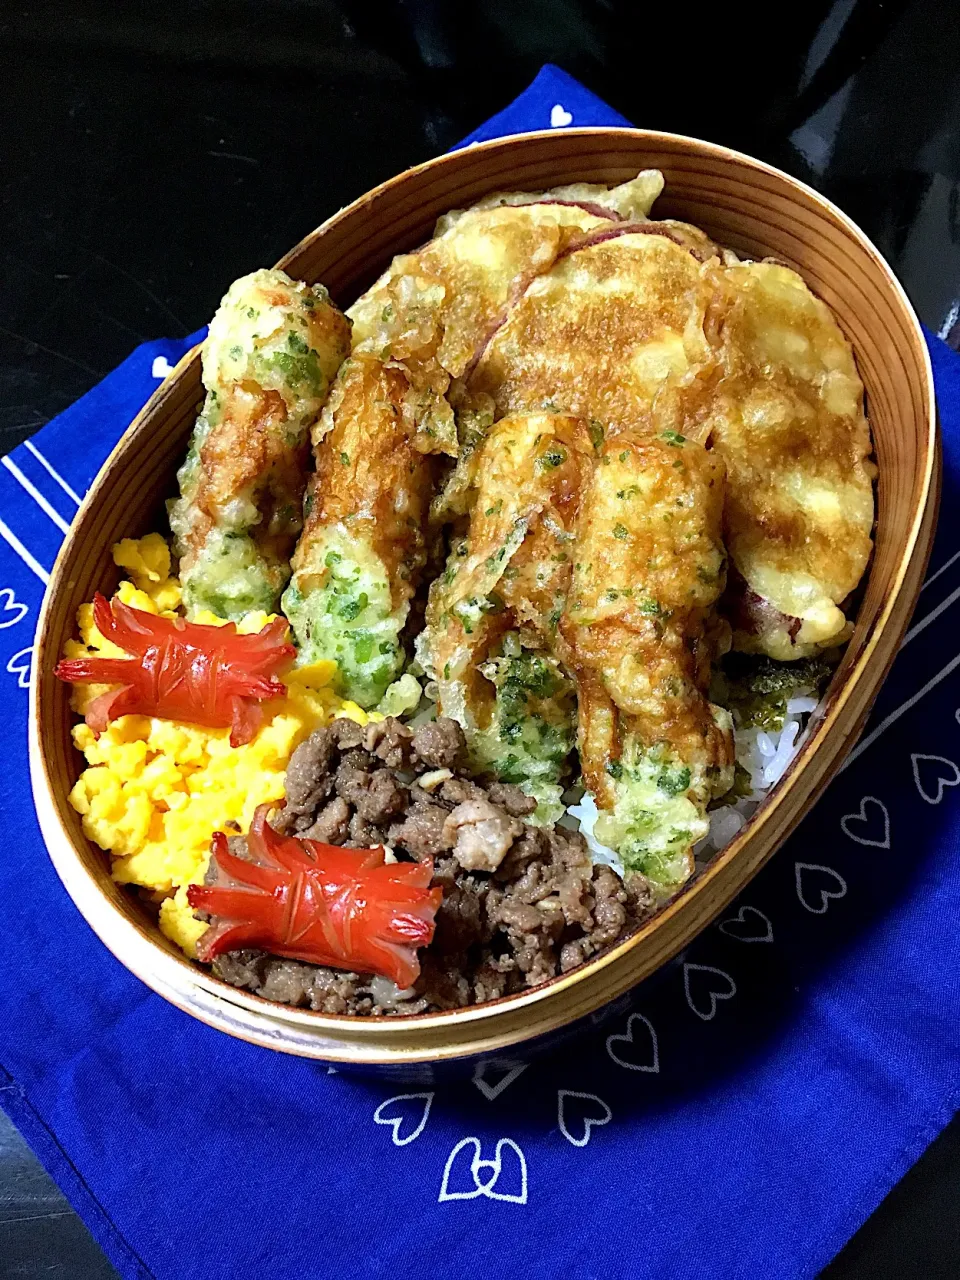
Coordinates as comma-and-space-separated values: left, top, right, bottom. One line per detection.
34, 129, 934, 1027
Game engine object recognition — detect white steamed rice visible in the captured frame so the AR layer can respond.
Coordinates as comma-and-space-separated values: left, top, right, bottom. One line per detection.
570, 695, 822, 874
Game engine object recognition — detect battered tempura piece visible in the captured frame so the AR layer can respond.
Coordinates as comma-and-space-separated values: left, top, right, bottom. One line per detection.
559, 431, 733, 890
169, 269, 351, 620
708, 261, 876, 659
349, 174, 668, 391
282, 355, 437, 708
347, 202, 624, 462
350, 204, 615, 375
440, 170, 665, 225
421, 412, 593, 819
467, 227, 723, 437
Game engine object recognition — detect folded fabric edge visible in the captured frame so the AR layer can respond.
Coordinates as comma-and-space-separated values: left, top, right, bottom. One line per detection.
0, 1062, 153, 1280
795, 1085, 960, 1278
454, 62, 632, 147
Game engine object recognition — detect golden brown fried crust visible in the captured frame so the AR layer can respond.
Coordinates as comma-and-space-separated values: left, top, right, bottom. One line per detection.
350, 204, 614, 380
467, 231, 719, 436
424, 412, 593, 725
460, 226, 874, 653
558, 434, 729, 801
499, 518, 574, 643
186, 386, 307, 573
293, 355, 437, 603
704, 261, 875, 644
424, 416, 732, 798
180, 293, 352, 584
494, 420, 592, 640
643, 219, 723, 262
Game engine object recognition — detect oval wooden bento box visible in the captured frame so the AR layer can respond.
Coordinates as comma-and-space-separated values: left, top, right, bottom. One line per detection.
29, 129, 939, 1067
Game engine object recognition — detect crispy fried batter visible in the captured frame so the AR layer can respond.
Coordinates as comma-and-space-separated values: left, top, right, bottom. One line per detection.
169, 269, 351, 619
559, 431, 731, 806
282, 355, 438, 706
189, 384, 302, 561
276, 179, 875, 881
451, 169, 665, 224
707, 261, 876, 658
294, 355, 435, 594
349, 203, 616, 382
463, 226, 874, 663
424, 412, 592, 722
347, 203, 621, 458
467, 228, 721, 437
422, 413, 592, 815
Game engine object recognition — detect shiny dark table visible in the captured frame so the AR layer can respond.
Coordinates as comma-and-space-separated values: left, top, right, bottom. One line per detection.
2, 2, 959, 1276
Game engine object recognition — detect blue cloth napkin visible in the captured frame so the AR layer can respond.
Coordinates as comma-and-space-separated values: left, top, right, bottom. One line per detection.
2, 64, 960, 1280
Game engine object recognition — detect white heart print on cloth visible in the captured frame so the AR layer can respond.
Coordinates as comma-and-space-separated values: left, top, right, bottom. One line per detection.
557, 1091, 612, 1147
6, 645, 32, 689
840, 796, 891, 848
549, 103, 573, 127
472, 1058, 528, 1101
795, 863, 848, 914
911, 753, 960, 804
684, 964, 738, 1021
363, 601, 960, 1212
605, 1013, 659, 1073
718, 905, 774, 944
0, 588, 28, 630
374, 1093, 434, 1146
11, 326, 960, 1244
439, 1138, 528, 1203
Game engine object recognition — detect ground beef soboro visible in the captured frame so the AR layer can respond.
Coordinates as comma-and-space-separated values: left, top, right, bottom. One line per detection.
201, 717, 656, 1013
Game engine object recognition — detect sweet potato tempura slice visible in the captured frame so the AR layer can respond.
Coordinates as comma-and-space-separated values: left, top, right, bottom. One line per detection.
466, 226, 724, 438
706, 261, 876, 659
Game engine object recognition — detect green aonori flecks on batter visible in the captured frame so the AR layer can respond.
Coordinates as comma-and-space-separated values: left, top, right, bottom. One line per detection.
168, 268, 351, 621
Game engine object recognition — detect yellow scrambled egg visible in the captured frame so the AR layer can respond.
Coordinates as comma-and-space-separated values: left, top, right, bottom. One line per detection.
64, 534, 372, 958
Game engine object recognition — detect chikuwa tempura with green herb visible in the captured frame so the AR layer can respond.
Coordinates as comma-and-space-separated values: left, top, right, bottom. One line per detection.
554, 430, 734, 887
169, 268, 351, 621
56, 169, 875, 1014
421, 411, 590, 822
282, 354, 437, 709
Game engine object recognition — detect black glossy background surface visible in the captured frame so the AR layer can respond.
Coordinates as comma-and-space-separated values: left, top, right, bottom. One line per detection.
2, 2, 959, 1275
